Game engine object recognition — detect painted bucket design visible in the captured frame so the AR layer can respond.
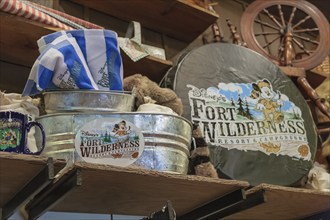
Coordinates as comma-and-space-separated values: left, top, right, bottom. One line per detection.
36, 112, 192, 174
43, 90, 135, 113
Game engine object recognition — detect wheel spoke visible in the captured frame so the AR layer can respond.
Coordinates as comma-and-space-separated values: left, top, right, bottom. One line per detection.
262, 36, 280, 48
293, 28, 319, 33
292, 38, 312, 55
255, 19, 281, 31
263, 8, 282, 28
241, 0, 327, 70
277, 4, 286, 26
293, 34, 319, 45
256, 14, 271, 54
255, 31, 279, 36
292, 15, 311, 29
287, 7, 297, 27
278, 37, 285, 58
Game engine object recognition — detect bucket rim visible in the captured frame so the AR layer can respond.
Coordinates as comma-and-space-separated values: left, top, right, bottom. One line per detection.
43, 89, 133, 97
37, 112, 192, 128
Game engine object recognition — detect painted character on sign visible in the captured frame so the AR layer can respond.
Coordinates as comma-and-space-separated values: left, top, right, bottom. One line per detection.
112, 121, 131, 142
251, 79, 284, 125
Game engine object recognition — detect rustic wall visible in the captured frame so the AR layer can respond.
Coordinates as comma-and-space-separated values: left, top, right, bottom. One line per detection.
1, 0, 326, 93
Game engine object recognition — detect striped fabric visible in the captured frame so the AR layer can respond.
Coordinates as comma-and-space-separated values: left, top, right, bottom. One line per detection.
23, 0, 86, 30
29, 2, 104, 29
23, 29, 123, 96
0, 0, 73, 30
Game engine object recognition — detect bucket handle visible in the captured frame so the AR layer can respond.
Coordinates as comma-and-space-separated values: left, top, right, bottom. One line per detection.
125, 21, 142, 44
191, 137, 197, 151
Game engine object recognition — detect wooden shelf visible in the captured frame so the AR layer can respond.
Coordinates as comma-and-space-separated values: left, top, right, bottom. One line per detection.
122, 52, 172, 83
0, 13, 55, 68
226, 183, 330, 220
70, 0, 219, 43
2, 155, 329, 219
0, 152, 65, 209
0, 12, 172, 83
0, 152, 49, 208
29, 162, 249, 217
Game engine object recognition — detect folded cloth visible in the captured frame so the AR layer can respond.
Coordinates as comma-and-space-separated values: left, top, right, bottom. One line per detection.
23, 34, 98, 96
39, 29, 123, 90
73, 29, 123, 90
23, 29, 123, 96
137, 103, 178, 115
136, 96, 178, 115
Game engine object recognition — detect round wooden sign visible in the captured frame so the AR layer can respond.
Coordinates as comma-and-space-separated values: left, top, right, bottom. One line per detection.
173, 43, 317, 186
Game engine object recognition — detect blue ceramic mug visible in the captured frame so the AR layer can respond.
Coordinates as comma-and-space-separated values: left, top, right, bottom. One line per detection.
0, 111, 45, 155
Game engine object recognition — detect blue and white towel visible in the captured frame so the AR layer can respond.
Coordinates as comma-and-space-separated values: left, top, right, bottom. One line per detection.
23, 29, 123, 96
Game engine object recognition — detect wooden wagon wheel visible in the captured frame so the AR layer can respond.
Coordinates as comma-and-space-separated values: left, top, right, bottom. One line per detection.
240, 0, 330, 70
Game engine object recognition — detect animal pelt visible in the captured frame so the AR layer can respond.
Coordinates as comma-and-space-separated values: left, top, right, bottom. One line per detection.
189, 123, 218, 178
304, 162, 330, 192
313, 77, 330, 126
321, 134, 330, 166
123, 74, 183, 115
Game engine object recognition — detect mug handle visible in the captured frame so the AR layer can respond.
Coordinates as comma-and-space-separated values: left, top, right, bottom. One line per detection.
25, 121, 46, 155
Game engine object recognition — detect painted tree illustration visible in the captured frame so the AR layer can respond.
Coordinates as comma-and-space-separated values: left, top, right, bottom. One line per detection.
104, 131, 112, 143
293, 109, 301, 119
236, 95, 245, 116
97, 62, 109, 88
134, 133, 139, 140
244, 100, 254, 120
103, 131, 107, 141
277, 90, 282, 112
231, 97, 235, 106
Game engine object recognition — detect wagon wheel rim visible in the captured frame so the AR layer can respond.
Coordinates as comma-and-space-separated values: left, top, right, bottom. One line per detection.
240, 0, 330, 70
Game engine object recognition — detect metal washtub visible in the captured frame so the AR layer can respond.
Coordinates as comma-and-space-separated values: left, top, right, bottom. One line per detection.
36, 113, 192, 174
43, 90, 135, 113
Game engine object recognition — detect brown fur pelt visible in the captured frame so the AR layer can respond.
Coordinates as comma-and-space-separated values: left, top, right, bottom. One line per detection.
315, 77, 330, 123
189, 123, 218, 178
123, 74, 183, 115
315, 77, 330, 166
322, 135, 330, 166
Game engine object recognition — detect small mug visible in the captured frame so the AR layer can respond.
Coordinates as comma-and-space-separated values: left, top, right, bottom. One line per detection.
0, 111, 45, 155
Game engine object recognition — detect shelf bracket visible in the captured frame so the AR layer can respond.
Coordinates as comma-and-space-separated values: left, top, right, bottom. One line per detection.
203, 189, 266, 219
178, 188, 246, 220
141, 200, 176, 220
1, 158, 55, 220
25, 168, 82, 220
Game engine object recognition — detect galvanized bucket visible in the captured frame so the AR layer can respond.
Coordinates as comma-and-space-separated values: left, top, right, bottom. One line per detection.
36, 113, 192, 174
43, 90, 135, 113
